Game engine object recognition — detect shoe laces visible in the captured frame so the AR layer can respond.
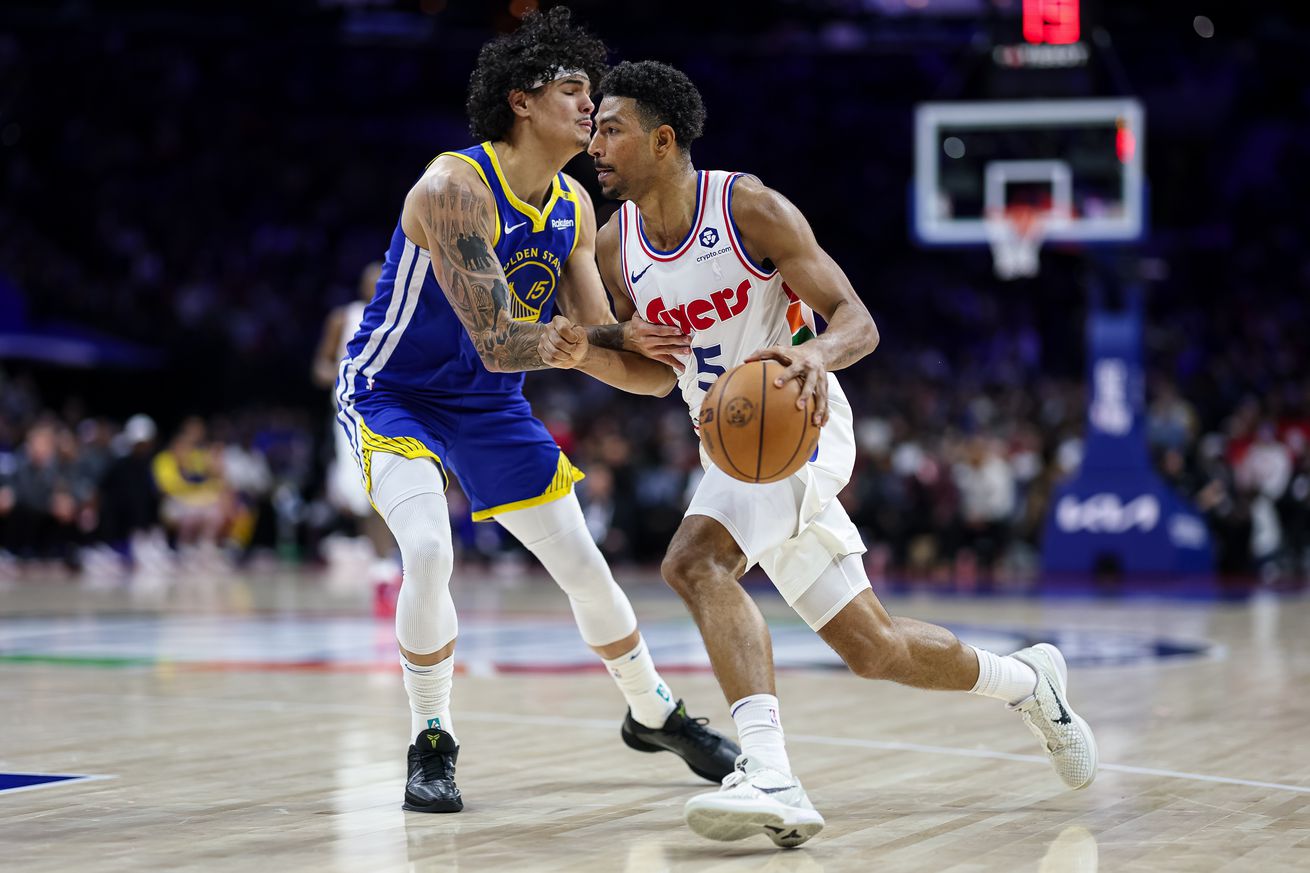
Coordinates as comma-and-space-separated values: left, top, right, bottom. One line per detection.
416, 749, 455, 782
677, 715, 721, 750
1018, 701, 1066, 753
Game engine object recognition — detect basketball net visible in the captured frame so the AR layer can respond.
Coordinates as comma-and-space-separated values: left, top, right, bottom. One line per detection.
985, 205, 1049, 280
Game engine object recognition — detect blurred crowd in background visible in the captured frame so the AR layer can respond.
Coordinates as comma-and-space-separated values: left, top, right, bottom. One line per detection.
1, 3, 1307, 587
3, 354, 1308, 588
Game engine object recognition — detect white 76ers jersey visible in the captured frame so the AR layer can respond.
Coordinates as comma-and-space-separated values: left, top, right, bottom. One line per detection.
619, 170, 838, 429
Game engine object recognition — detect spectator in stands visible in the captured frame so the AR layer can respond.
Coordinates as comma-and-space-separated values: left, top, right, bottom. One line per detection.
952, 435, 1017, 582
97, 414, 166, 567
5, 419, 80, 569
152, 416, 233, 563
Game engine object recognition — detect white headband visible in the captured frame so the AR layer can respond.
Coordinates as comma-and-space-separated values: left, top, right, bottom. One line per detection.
528, 67, 588, 90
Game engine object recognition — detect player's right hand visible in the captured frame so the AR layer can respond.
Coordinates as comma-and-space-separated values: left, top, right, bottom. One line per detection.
624, 316, 689, 373
540, 315, 588, 369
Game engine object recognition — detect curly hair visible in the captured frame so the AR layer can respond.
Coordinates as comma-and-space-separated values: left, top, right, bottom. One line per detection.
465, 7, 608, 143
599, 60, 706, 150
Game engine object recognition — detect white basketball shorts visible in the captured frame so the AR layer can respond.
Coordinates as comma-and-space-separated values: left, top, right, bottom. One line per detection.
686, 373, 869, 627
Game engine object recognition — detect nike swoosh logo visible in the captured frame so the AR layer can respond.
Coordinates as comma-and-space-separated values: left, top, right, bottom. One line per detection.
505, 221, 528, 234
630, 263, 651, 284
1047, 679, 1072, 725
758, 785, 797, 795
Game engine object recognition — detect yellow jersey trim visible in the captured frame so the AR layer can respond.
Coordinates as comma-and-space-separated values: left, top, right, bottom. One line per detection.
469, 451, 585, 522
480, 142, 563, 233
560, 175, 582, 258
357, 422, 448, 506
435, 151, 501, 247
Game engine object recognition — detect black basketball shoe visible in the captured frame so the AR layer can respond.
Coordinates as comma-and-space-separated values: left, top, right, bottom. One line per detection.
403, 729, 463, 813
621, 699, 740, 783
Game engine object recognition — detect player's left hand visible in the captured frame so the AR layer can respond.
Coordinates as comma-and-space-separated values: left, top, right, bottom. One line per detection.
746, 345, 830, 427
624, 316, 689, 373
540, 315, 588, 369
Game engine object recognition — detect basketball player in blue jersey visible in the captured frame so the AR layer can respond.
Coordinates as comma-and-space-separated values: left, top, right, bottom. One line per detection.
541, 61, 1097, 847
335, 11, 736, 814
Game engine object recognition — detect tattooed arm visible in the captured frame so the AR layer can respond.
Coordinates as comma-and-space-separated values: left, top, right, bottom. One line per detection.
400, 159, 546, 373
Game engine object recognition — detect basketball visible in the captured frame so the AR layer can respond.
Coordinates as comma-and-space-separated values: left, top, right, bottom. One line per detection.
698, 359, 821, 484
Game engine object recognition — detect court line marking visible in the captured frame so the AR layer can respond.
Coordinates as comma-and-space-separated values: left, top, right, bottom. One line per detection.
778, 733, 1310, 795
8, 688, 1300, 797
0, 774, 116, 797
459, 713, 1310, 795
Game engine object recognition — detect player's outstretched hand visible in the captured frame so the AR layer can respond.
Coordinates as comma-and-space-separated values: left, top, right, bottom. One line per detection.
540, 315, 588, 369
746, 345, 829, 427
624, 317, 689, 373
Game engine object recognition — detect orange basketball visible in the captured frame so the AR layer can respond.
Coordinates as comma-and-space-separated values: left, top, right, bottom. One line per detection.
698, 359, 821, 484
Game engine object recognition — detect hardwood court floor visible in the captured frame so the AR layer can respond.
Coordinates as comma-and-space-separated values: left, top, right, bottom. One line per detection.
1, 562, 1308, 873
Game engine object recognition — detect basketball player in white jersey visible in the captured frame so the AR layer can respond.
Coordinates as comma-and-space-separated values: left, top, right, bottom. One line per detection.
313, 261, 401, 605
540, 61, 1097, 847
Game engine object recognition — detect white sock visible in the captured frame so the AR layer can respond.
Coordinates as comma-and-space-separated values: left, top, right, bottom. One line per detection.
402, 654, 456, 742
968, 646, 1038, 705
731, 693, 792, 776
602, 637, 676, 729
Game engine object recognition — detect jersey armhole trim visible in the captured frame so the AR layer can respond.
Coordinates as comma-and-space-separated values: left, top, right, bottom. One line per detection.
619, 205, 638, 305
560, 174, 582, 258
436, 151, 501, 247
724, 173, 777, 281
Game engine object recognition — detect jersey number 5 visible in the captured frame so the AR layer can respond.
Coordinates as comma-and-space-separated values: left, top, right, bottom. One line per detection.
693, 344, 725, 391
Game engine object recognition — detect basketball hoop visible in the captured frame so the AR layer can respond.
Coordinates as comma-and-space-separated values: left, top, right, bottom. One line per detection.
985, 205, 1050, 280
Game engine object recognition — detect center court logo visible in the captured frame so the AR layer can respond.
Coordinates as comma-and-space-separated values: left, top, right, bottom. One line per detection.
699, 227, 720, 247
461, 621, 1214, 671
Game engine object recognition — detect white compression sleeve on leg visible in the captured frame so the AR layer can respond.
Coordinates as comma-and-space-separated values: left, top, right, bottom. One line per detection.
370, 452, 457, 657
494, 491, 637, 647
790, 552, 873, 631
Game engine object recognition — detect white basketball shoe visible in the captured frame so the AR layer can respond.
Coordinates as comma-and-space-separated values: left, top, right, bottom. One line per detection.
1008, 643, 1098, 789
684, 756, 825, 848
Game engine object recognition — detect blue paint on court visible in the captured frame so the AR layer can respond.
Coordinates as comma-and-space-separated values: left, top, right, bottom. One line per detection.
0, 773, 93, 794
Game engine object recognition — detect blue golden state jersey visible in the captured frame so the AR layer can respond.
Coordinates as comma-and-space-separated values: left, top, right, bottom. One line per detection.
339, 142, 581, 405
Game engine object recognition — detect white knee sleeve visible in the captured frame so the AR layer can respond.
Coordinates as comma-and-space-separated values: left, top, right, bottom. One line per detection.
495, 492, 637, 647
370, 452, 457, 655
791, 552, 872, 631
